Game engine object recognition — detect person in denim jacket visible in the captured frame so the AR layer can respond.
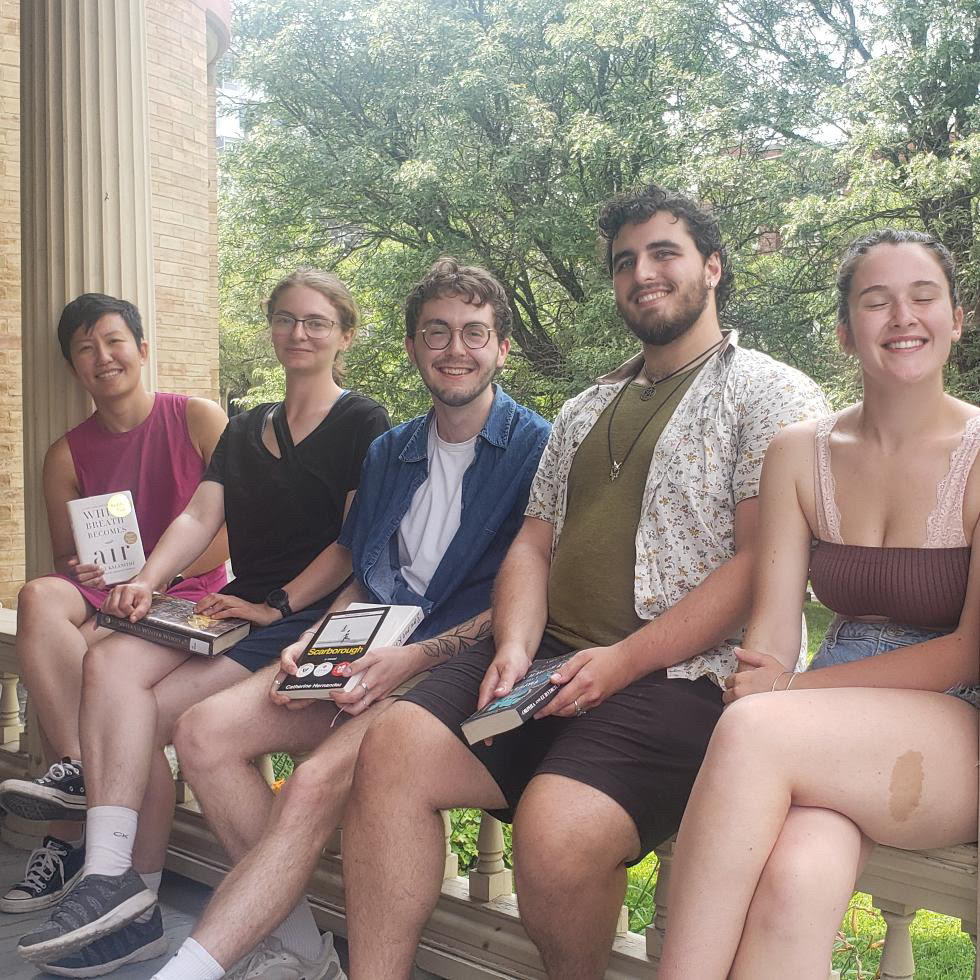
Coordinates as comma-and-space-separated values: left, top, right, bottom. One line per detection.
149, 259, 549, 980
660, 229, 980, 978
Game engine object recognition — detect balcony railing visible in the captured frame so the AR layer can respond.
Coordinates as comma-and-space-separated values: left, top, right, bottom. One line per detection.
0, 609, 974, 979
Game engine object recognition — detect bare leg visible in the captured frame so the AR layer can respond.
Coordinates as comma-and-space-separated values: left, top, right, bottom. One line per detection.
190, 698, 397, 969
15, 577, 107, 843
80, 634, 248, 811
172, 665, 338, 863
658, 690, 979, 979
15, 577, 93, 755
731, 807, 874, 980
511, 774, 639, 980
344, 703, 507, 980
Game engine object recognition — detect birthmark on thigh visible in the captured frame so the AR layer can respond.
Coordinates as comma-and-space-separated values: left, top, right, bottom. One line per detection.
888, 750, 923, 822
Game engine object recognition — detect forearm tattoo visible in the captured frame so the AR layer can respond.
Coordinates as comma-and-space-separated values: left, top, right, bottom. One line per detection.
416, 614, 492, 661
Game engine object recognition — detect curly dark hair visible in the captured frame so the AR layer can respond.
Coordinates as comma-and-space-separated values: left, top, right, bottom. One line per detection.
597, 184, 733, 313
404, 258, 513, 340
836, 228, 959, 333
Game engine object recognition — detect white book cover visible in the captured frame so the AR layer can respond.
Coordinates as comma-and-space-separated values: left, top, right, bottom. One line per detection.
66, 491, 146, 586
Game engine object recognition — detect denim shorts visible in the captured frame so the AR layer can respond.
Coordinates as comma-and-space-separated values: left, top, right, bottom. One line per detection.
809, 618, 980, 708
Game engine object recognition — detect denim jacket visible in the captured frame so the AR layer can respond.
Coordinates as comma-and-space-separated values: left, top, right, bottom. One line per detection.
339, 386, 551, 641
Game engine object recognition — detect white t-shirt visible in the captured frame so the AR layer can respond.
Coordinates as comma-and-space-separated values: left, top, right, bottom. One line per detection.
397, 424, 477, 596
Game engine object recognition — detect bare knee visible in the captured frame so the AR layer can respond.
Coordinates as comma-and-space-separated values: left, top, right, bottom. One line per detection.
703, 695, 782, 765
81, 635, 126, 689
172, 695, 238, 777
17, 577, 85, 642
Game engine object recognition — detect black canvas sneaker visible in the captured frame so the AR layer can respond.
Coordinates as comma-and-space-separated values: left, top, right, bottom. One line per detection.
16, 869, 155, 962
42, 904, 168, 977
0, 758, 86, 821
0, 836, 85, 912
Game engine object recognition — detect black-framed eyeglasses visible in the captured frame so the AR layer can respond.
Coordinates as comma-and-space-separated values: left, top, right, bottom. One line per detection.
268, 313, 338, 336
418, 324, 496, 350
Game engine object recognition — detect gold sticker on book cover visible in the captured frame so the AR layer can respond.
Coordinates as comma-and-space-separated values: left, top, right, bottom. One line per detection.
123, 531, 138, 545
106, 493, 131, 518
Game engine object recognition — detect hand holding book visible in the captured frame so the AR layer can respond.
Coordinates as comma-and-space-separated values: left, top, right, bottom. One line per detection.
194, 592, 282, 626
102, 579, 155, 622
330, 643, 427, 717
66, 556, 107, 591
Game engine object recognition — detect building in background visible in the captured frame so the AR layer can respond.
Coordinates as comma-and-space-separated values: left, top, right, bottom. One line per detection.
0, 0, 230, 605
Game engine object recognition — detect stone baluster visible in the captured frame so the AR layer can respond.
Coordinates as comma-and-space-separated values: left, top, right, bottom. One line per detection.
442, 809, 459, 879
0, 672, 21, 745
258, 753, 277, 788
646, 838, 674, 958
875, 899, 917, 980
960, 921, 977, 980
20, 700, 44, 773
468, 813, 512, 901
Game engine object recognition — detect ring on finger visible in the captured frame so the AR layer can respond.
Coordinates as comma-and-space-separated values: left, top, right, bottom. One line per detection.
360, 681, 370, 692
573, 697, 586, 717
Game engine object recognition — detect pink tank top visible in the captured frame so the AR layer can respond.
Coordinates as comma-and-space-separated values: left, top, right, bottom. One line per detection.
62, 392, 226, 604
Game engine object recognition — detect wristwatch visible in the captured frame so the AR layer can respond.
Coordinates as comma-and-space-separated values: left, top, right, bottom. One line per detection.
265, 588, 293, 619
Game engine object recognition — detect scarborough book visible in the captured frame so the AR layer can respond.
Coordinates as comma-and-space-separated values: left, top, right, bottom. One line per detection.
67, 491, 146, 585
461, 651, 578, 745
97, 594, 250, 657
276, 603, 424, 700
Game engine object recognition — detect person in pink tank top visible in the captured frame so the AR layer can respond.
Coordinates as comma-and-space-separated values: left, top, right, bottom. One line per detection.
0, 294, 229, 919
660, 231, 980, 977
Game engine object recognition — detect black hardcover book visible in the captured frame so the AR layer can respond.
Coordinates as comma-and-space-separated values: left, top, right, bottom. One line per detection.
96, 594, 250, 657
461, 652, 578, 745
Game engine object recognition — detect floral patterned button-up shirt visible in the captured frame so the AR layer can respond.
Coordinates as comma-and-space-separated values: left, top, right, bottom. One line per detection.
526, 332, 829, 685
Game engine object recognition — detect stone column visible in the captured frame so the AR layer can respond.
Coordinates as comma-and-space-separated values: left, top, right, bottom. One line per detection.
20, 0, 156, 579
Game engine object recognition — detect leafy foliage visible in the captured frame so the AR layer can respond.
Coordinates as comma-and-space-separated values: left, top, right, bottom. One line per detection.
219, 0, 980, 414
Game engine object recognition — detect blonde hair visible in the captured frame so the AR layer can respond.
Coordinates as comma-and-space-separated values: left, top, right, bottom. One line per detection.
263, 268, 360, 382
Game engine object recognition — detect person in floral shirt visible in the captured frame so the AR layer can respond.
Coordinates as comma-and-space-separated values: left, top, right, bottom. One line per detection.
340, 185, 828, 979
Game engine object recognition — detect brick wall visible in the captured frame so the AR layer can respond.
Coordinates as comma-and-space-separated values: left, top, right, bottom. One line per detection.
0, 0, 23, 606
146, 0, 220, 399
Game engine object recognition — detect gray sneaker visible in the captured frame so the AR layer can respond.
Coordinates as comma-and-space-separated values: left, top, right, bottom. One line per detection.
222, 934, 346, 980
16, 869, 155, 963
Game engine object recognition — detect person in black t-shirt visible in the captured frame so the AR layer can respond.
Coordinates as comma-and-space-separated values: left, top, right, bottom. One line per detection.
14, 270, 389, 974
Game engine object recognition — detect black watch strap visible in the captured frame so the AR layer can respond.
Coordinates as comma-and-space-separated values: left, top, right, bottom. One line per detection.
265, 588, 293, 618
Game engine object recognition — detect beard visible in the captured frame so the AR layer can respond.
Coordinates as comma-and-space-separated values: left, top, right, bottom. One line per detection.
420, 359, 497, 408
618, 277, 710, 346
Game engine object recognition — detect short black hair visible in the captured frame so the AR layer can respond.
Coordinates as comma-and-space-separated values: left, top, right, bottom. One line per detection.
836, 228, 959, 333
57, 293, 144, 363
598, 184, 733, 313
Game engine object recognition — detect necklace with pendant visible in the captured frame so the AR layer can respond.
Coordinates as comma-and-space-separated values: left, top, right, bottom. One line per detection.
606, 338, 725, 481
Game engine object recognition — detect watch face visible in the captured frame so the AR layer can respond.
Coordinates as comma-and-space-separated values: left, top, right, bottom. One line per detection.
266, 589, 288, 610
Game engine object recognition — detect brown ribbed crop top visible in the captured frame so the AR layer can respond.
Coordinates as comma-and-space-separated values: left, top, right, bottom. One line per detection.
808, 414, 980, 628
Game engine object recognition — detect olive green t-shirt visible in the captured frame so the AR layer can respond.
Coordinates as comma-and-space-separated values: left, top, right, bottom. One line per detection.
546, 367, 703, 650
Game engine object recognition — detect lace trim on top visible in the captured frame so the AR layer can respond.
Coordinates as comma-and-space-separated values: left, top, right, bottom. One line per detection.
926, 414, 980, 548
813, 415, 843, 544
813, 413, 980, 549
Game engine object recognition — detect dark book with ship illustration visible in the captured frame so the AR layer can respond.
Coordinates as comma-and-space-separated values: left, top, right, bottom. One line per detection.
277, 603, 424, 699
461, 652, 578, 744
96, 594, 250, 657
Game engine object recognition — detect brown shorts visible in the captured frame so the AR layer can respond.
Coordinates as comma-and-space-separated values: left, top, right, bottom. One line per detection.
400, 633, 724, 862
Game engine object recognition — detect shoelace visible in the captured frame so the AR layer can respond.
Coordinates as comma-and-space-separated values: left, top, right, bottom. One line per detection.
234, 940, 285, 978
22, 843, 66, 891
43, 760, 82, 784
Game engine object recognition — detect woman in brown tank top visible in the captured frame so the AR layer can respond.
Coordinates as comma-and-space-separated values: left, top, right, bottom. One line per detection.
660, 230, 980, 978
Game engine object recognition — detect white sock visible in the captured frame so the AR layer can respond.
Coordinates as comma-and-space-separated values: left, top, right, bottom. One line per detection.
140, 870, 163, 895
271, 898, 322, 960
151, 937, 224, 980
83, 805, 137, 878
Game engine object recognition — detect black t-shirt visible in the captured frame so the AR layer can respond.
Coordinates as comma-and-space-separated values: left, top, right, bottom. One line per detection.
204, 393, 390, 602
